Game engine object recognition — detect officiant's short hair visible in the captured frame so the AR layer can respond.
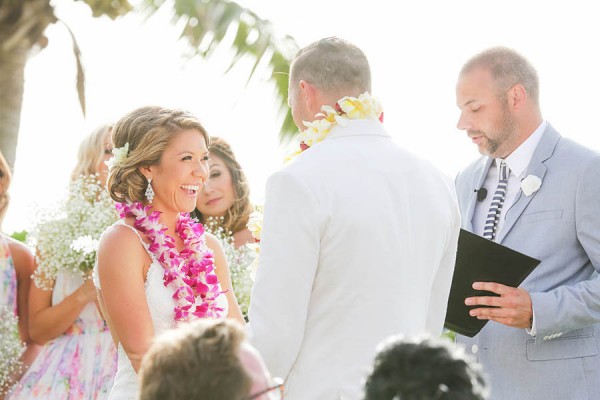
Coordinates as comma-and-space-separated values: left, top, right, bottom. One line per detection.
460, 46, 540, 105
290, 36, 371, 94
139, 318, 252, 400
364, 335, 488, 400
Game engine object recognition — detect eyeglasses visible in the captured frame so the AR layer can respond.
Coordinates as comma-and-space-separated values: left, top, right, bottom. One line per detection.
243, 377, 285, 400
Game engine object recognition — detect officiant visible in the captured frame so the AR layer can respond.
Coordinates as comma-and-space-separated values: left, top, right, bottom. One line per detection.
454, 46, 600, 400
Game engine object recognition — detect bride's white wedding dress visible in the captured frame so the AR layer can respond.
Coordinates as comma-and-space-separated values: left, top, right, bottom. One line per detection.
93, 221, 228, 400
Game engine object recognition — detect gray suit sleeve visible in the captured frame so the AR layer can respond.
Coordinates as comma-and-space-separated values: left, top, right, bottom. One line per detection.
530, 156, 600, 339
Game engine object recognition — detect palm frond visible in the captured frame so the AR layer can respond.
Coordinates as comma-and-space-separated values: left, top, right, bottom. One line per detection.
77, 0, 133, 19
143, 0, 299, 141
59, 20, 86, 116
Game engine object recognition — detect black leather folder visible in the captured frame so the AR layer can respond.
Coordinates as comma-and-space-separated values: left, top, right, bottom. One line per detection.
444, 229, 541, 337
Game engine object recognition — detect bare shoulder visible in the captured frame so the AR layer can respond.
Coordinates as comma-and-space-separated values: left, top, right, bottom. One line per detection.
4, 235, 33, 260
233, 228, 254, 248
99, 222, 149, 248
4, 236, 34, 276
204, 232, 223, 253
97, 223, 148, 277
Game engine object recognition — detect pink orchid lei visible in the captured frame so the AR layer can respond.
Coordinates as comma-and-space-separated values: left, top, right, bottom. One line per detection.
116, 201, 225, 322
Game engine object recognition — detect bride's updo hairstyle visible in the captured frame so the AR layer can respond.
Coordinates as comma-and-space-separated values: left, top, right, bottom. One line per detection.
108, 106, 209, 204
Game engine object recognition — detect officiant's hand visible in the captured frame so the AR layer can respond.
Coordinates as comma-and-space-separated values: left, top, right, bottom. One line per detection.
465, 282, 533, 329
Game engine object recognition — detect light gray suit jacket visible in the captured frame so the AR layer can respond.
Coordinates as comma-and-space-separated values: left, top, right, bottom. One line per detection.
455, 124, 600, 400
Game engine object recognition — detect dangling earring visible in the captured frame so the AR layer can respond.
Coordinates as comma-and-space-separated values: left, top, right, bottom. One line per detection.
145, 178, 154, 204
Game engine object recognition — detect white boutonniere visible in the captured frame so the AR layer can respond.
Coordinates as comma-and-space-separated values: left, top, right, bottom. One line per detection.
521, 175, 542, 196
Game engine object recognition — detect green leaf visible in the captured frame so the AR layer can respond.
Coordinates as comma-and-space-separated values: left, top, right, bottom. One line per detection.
9, 230, 27, 243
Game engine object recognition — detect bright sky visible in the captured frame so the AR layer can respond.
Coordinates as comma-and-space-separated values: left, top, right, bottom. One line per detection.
4, 0, 600, 234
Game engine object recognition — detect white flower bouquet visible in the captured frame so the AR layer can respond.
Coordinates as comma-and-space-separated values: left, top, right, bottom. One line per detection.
246, 208, 263, 280
31, 174, 118, 290
203, 217, 256, 319
0, 306, 24, 396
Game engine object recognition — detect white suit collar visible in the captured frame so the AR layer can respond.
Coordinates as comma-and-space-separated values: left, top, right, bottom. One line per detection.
325, 119, 389, 141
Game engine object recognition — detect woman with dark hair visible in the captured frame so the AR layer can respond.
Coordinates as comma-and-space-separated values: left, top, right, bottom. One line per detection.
192, 137, 255, 248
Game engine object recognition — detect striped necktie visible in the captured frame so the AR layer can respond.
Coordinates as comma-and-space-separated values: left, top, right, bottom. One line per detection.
483, 161, 509, 241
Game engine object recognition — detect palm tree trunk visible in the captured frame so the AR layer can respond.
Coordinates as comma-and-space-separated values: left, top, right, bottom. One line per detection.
0, 0, 56, 170
0, 43, 27, 171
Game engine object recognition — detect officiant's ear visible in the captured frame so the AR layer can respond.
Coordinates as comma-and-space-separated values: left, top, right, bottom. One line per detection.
507, 83, 527, 112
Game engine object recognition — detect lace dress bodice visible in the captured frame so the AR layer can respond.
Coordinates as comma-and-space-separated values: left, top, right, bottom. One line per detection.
93, 221, 228, 399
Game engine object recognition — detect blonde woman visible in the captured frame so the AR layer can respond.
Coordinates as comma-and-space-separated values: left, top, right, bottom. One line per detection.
9, 125, 117, 399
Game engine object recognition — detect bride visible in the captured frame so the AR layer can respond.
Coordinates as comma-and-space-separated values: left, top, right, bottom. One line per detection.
94, 106, 244, 399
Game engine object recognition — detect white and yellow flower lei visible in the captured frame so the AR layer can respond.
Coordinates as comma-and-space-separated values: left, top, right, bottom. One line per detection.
287, 92, 383, 161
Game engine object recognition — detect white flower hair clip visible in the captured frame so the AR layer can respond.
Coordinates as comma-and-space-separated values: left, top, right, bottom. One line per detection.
106, 142, 129, 170
521, 175, 542, 196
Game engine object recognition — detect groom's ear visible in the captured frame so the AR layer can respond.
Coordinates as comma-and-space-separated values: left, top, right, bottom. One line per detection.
299, 80, 320, 114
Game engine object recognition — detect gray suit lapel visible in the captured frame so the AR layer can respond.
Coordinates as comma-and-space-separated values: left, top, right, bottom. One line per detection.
496, 126, 561, 244
464, 157, 493, 231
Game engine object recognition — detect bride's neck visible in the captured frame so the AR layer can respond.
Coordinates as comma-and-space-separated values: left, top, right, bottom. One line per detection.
158, 212, 179, 236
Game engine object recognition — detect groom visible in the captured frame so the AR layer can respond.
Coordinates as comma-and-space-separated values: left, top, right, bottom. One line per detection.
248, 37, 461, 400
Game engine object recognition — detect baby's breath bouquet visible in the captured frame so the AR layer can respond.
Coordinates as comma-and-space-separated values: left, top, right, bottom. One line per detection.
0, 306, 24, 395
246, 207, 263, 280
203, 217, 255, 319
30, 174, 118, 290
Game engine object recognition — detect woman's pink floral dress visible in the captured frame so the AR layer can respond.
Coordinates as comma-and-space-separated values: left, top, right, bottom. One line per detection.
8, 270, 117, 399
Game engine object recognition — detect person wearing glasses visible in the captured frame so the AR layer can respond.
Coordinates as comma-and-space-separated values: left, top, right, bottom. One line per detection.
138, 318, 283, 400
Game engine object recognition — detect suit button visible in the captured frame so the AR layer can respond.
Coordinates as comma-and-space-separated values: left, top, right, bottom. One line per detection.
471, 345, 478, 354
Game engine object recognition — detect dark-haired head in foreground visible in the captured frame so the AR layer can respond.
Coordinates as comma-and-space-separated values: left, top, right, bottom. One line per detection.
364, 335, 487, 400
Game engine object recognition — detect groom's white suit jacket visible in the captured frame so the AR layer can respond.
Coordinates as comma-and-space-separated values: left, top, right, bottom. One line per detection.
248, 119, 460, 400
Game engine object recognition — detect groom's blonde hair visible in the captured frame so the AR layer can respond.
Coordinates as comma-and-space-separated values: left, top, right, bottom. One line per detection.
290, 37, 371, 96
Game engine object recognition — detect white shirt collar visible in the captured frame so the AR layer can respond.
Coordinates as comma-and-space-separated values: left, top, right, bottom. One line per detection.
495, 120, 547, 178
